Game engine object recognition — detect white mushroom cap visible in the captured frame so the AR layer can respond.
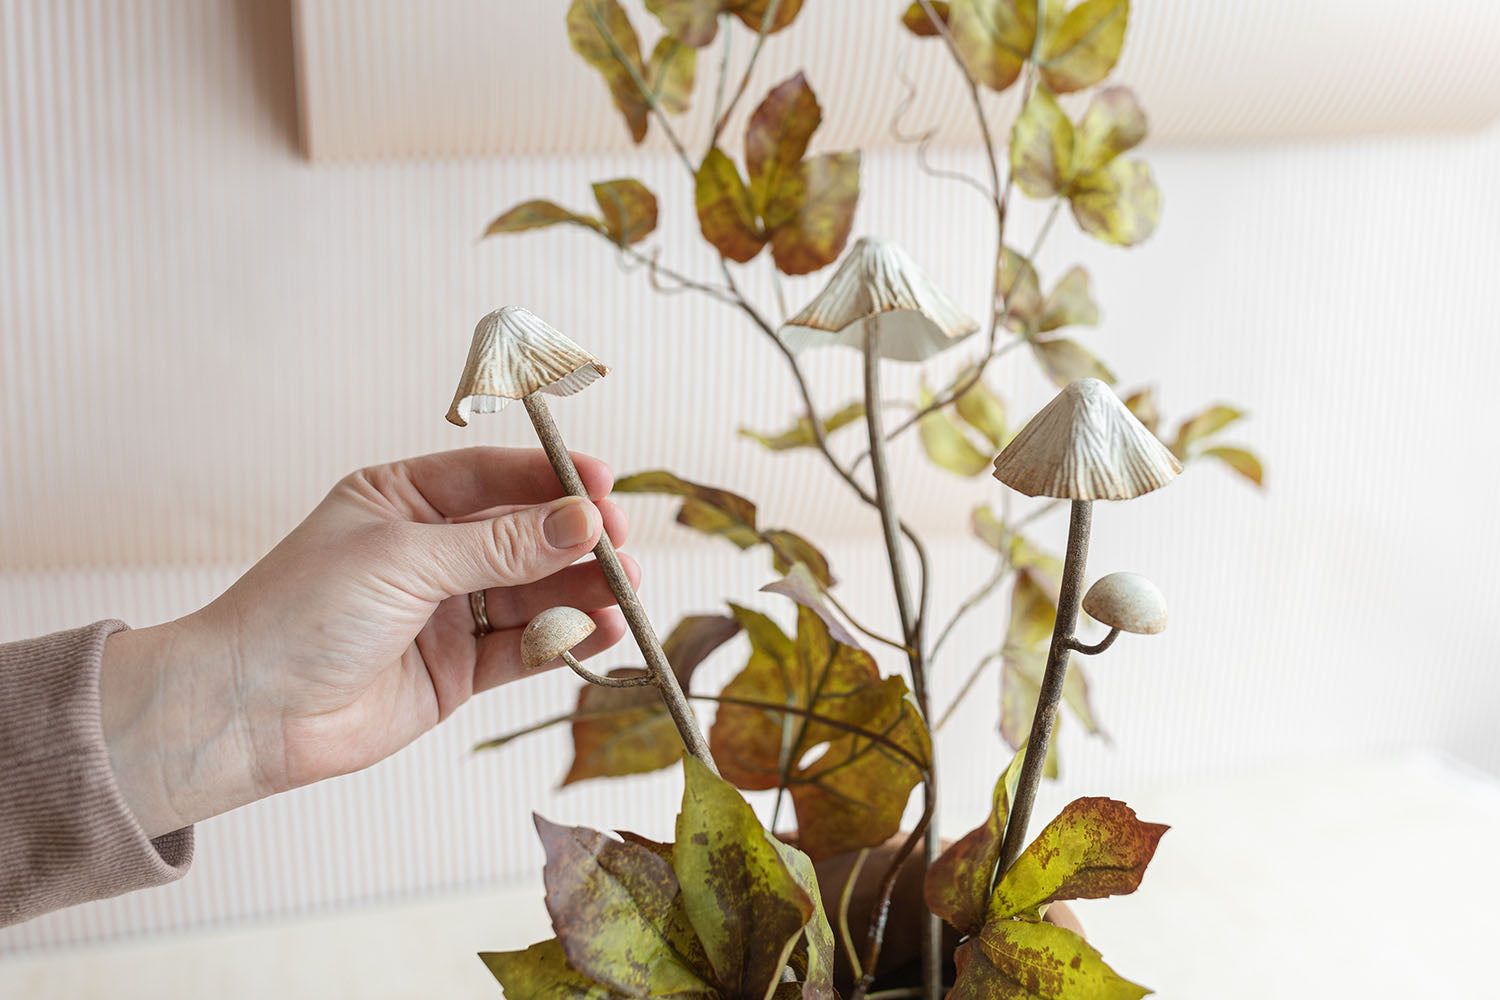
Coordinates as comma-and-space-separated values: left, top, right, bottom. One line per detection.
446, 306, 610, 426
1082, 573, 1167, 635
993, 378, 1181, 500
521, 607, 597, 669
778, 237, 979, 363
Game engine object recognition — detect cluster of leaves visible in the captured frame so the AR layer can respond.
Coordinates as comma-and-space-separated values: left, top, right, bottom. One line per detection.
484, 758, 835, 1000
923, 749, 1167, 1000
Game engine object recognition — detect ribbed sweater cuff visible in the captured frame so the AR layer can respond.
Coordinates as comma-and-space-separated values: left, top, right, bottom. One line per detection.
1, 620, 193, 927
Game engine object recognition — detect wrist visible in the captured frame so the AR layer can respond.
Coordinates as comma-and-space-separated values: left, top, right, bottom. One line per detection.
100, 615, 268, 838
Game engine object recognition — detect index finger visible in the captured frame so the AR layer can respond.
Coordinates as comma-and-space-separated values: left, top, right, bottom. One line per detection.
384, 446, 614, 519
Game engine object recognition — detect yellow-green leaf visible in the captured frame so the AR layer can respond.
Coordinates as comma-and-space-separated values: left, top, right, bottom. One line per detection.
901, 0, 950, 35
483, 199, 604, 238
592, 178, 659, 245
645, 0, 724, 48
962, 919, 1150, 1000
1007, 571, 1057, 651
764, 151, 862, 275
675, 757, 814, 1000
616, 468, 762, 547
1038, 0, 1129, 94
1000, 660, 1061, 780
1038, 266, 1098, 332
918, 385, 995, 477
1010, 87, 1074, 198
567, 0, 650, 143
746, 72, 822, 212
1173, 404, 1245, 456
695, 147, 767, 263
949, 0, 1039, 92
955, 375, 1008, 449
923, 744, 1027, 935
999, 246, 1044, 330
1202, 445, 1264, 487
739, 402, 864, 451
646, 37, 697, 113
1072, 85, 1147, 174
770, 838, 837, 1000
972, 504, 1008, 551
1069, 157, 1159, 246
1122, 386, 1159, 436
479, 939, 616, 1000
1031, 337, 1116, 388
988, 796, 1168, 919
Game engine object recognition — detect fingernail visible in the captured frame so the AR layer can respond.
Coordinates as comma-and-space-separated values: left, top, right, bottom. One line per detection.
543, 498, 598, 549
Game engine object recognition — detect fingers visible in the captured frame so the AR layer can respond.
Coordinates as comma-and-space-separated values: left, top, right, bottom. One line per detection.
481, 552, 642, 631
412, 496, 604, 599
453, 498, 629, 552
374, 447, 614, 520
472, 606, 629, 694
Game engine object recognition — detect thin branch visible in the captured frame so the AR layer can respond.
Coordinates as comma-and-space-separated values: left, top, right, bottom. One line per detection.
709, 0, 784, 149
838, 848, 870, 982
710, 26, 734, 128
692, 694, 930, 774
614, 243, 739, 304
824, 589, 912, 654
889, 50, 992, 203
560, 650, 654, 688
583, 0, 696, 175
935, 651, 1001, 732
930, 559, 1012, 663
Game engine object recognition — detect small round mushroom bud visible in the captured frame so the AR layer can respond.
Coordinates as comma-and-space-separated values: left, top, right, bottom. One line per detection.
1082, 573, 1167, 635
521, 607, 597, 670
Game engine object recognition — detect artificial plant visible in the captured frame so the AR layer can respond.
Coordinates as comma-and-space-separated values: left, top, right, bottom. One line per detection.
466, 2, 1263, 999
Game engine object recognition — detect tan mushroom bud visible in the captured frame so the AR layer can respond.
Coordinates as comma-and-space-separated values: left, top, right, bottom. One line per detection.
1082, 572, 1167, 635
520, 606, 597, 669
445, 306, 610, 426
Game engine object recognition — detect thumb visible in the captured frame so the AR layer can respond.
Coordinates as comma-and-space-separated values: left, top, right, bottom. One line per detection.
417, 495, 603, 597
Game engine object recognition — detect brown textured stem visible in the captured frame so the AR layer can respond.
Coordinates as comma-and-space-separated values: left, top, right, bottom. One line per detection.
522, 392, 719, 775
997, 500, 1093, 874
559, 650, 654, 688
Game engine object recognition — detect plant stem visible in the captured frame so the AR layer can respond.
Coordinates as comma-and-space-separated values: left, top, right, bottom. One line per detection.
850, 796, 935, 1000
582, 0, 696, 174
709, 0, 783, 149
996, 500, 1092, 873
838, 848, 871, 981
935, 651, 1001, 733
559, 650, 654, 688
522, 392, 719, 775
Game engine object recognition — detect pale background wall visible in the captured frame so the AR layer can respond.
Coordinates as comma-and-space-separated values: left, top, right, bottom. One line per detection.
3, 0, 1499, 956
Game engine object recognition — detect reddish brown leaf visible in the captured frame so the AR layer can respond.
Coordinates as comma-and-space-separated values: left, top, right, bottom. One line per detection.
731, 0, 806, 35
615, 468, 762, 547
645, 0, 725, 48
592, 178, 659, 245
695, 148, 767, 263
900, 1, 950, 36
764, 151, 861, 275
746, 73, 822, 212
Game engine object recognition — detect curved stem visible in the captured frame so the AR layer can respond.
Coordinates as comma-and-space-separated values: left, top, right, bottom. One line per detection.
1067, 628, 1120, 656
523, 393, 719, 775
935, 651, 1002, 732
560, 650, 654, 688
838, 848, 871, 982
997, 500, 1093, 874
692, 694, 930, 774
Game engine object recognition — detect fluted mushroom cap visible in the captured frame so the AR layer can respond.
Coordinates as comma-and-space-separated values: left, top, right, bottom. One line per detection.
446, 306, 610, 426
993, 379, 1182, 500
778, 237, 979, 363
521, 607, 597, 669
1082, 572, 1167, 635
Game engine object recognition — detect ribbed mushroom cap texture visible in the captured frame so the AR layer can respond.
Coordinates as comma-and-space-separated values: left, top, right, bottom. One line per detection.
446, 306, 610, 426
779, 237, 979, 362
521, 606, 597, 669
1082, 572, 1167, 635
993, 378, 1182, 500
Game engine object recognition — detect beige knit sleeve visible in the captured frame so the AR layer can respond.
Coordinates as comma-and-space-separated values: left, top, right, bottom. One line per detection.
0, 621, 193, 927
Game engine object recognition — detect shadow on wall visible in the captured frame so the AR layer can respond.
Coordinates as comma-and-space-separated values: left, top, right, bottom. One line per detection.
229, 0, 300, 155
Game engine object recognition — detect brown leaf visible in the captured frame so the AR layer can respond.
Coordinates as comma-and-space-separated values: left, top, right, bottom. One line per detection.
616, 469, 762, 547
1202, 445, 1264, 487
592, 178, 659, 245
1030, 337, 1116, 387
760, 562, 846, 631
900, 1, 950, 36
923, 745, 1027, 935
731, 0, 806, 35
484, 199, 604, 239
695, 148, 767, 263
739, 402, 865, 451
1038, 0, 1129, 95
567, 0, 650, 143
646, 37, 697, 113
645, 0, 725, 48
988, 797, 1169, 919
764, 151, 861, 275
746, 73, 822, 212
948, 0, 1039, 92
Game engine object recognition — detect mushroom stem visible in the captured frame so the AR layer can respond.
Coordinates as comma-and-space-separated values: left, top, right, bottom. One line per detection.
521, 392, 720, 775
1066, 627, 1121, 656
997, 499, 1093, 874
559, 650, 654, 689
860, 319, 941, 1000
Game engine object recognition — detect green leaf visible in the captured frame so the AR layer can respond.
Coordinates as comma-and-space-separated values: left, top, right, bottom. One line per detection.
1038, 0, 1129, 94
1031, 337, 1116, 388
763, 151, 862, 275
923, 745, 1027, 935
998, 247, 1045, 331
1121, 386, 1159, 436
1010, 87, 1073, 198
731, 0, 806, 35
769, 839, 837, 1000
1007, 571, 1057, 651
695, 148, 767, 263
746, 73, 822, 213
484, 199, 604, 239
971, 504, 1008, 551
1068, 157, 1159, 246
918, 384, 995, 477
999, 652, 1059, 780
536, 816, 711, 997
739, 402, 865, 451
592, 178, 659, 246
1037, 267, 1098, 332
949, 0, 1039, 92
1202, 445, 1264, 487
645, 0, 724, 48
901, 1, 950, 35
1173, 405, 1245, 457
988, 797, 1169, 919
953, 919, 1150, 1000
1072, 86, 1147, 174
675, 757, 814, 1000
955, 374, 1009, 449
567, 0, 650, 143
566, 615, 741, 785
479, 939, 617, 1000
615, 469, 762, 547
646, 37, 698, 113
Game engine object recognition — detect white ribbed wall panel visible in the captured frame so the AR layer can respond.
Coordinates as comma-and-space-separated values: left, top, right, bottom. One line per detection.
3, 0, 1500, 955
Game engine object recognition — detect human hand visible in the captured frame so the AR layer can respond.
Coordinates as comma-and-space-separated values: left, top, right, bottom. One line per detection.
100, 447, 636, 838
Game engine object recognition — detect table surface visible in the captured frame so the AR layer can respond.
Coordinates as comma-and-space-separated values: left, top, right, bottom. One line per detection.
3, 751, 1496, 999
